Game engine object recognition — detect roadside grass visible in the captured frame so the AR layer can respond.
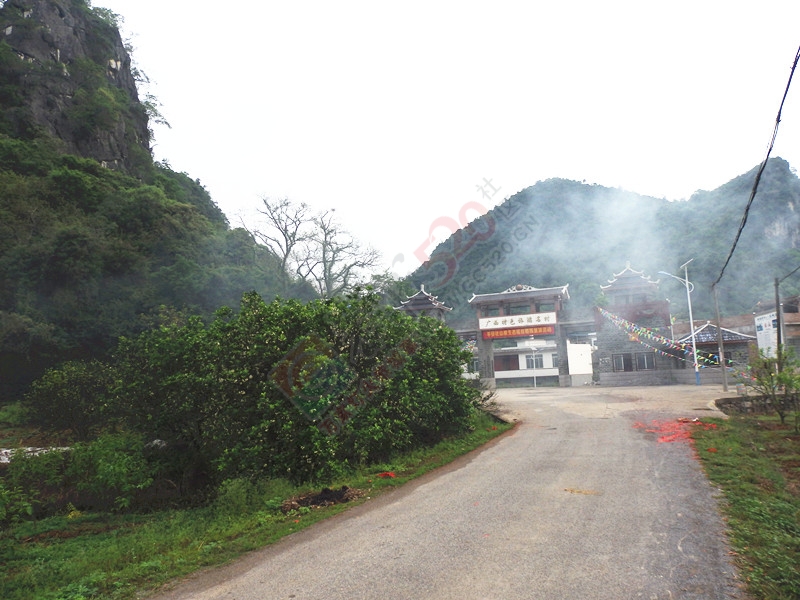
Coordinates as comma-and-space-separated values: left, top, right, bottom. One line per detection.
691, 414, 800, 600
1, 411, 513, 600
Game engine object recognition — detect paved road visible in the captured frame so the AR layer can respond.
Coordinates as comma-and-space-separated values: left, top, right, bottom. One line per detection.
149, 385, 747, 600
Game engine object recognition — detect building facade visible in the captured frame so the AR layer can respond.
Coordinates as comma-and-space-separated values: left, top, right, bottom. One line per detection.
467, 284, 571, 387
678, 321, 756, 373
595, 265, 678, 385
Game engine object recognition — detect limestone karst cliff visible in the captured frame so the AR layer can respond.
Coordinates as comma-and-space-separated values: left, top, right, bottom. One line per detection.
0, 0, 150, 172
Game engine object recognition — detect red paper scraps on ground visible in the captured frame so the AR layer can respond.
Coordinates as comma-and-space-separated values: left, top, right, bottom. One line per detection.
377, 471, 396, 478
633, 419, 717, 444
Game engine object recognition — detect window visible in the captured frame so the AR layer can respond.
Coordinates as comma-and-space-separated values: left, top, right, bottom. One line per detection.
635, 352, 655, 370
612, 353, 634, 372
526, 354, 544, 369
495, 355, 519, 371
493, 339, 517, 349
551, 354, 559, 368
482, 306, 500, 317
614, 352, 655, 372
509, 304, 530, 315
537, 303, 555, 312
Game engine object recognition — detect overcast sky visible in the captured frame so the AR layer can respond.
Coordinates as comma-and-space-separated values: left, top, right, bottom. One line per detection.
96, 1, 800, 276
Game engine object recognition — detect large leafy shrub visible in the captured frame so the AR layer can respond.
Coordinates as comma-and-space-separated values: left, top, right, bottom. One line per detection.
23, 359, 115, 441
111, 290, 480, 485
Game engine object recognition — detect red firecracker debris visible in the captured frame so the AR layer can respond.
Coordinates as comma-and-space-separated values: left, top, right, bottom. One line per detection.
377, 471, 396, 478
633, 418, 720, 457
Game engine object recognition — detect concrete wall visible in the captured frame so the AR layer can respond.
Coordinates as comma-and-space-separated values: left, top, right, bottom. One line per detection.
568, 373, 594, 386
599, 368, 734, 387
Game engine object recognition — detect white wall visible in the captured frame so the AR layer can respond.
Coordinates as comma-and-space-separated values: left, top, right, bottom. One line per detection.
566, 340, 594, 376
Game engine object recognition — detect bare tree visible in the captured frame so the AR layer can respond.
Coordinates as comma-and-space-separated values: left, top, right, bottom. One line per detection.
297, 210, 381, 298
252, 197, 310, 275
252, 200, 381, 298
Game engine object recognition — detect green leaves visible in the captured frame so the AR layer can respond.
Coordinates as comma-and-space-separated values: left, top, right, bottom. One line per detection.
108, 291, 480, 486
23, 359, 115, 441
745, 345, 800, 426
0, 140, 303, 400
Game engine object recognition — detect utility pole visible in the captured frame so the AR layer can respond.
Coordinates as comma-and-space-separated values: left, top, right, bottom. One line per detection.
682, 259, 701, 386
659, 258, 700, 385
712, 284, 728, 392
775, 277, 783, 372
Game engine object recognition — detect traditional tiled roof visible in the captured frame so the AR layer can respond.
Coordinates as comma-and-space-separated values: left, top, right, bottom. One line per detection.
468, 284, 570, 304
396, 285, 452, 312
679, 321, 756, 345
600, 262, 660, 291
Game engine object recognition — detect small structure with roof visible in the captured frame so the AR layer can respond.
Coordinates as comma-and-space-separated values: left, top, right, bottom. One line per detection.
678, 321, 756, 371
395, 285, 452, 322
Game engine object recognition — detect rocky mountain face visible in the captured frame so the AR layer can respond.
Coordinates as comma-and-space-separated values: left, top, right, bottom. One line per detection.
0, 0, 150, 171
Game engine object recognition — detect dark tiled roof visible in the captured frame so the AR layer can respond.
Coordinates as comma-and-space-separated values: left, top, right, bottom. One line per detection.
396, 285, 452, 311
679, 322, 755, 344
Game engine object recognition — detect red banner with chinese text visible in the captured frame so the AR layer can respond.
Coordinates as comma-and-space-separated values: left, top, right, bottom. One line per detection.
482, 325, 555, 339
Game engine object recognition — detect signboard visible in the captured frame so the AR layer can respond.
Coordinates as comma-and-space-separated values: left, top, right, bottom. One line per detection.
479, 312, 557, 331
482, 325, 556, 340
755, 311, 778, 358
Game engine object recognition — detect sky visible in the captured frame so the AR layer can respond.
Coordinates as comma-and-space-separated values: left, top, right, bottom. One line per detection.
96, 1, 800, 277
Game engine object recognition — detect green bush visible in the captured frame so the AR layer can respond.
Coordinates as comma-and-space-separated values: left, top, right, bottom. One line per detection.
67, 432, 153, 511
4, 432, 154, 516
0, 479, 33, 526
23, 359, 115, 441
5, 447, 72, 516
110, 290, 480, 487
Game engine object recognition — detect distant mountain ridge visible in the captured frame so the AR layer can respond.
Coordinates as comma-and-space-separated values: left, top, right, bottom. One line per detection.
412, 158, 800, 328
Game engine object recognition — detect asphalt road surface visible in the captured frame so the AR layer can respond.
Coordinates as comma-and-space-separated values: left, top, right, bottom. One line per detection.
148, 385, 747, 600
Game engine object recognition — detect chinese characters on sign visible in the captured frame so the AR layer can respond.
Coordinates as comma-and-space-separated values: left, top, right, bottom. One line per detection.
482, 325, 556, 340
478, 312, 557, 331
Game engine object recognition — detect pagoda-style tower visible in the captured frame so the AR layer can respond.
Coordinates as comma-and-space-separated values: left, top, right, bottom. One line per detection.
395, 285, 452, 322
599, 262, 667, 322
595, 264, 675, 385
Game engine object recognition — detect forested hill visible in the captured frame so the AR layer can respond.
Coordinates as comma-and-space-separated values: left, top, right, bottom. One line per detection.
412, 158, 800, 329
0, 0, 315, 401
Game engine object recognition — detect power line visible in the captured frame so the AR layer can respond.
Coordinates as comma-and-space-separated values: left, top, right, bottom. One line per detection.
779, 262, 800, 284
713, 45, 800, 287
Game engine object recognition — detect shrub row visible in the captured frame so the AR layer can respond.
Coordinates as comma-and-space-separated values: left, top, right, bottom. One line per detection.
6, 291, 481, 520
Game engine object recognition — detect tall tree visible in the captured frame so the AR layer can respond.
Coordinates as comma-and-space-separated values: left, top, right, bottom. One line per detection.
253, 201, 381, 298
251, 197, 311, 294
297, 210, 381, 298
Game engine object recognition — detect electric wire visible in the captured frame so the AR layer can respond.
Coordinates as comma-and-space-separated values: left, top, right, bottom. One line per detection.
713, 45, 800, 287
779, 262, 800, 284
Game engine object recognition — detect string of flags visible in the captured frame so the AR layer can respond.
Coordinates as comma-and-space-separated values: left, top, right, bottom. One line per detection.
596, 307, 733, 369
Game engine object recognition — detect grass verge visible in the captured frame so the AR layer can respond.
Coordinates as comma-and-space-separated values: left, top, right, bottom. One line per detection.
692, 414, 800, 600
1, 411, 513, 600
